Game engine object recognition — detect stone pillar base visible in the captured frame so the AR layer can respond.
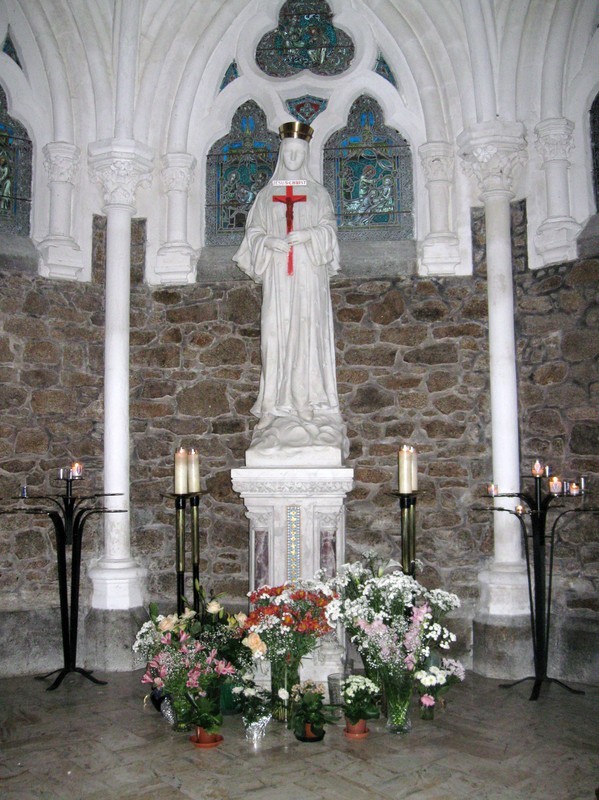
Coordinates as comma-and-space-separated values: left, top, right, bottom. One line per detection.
155, 243, 198, 285
38, 236, 83, 281
473, 615, 533, 679
89, 560, 147, 610
84, 606, 149, 672
534, 217, 581, 266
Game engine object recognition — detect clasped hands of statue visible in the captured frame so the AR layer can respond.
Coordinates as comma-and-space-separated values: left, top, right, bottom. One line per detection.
264, 228, 311, 253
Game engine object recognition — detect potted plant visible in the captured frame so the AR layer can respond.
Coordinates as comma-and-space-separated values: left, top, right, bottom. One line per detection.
187, 690, 224, 747
339, 675, 380, 738
289, 680, 337, 742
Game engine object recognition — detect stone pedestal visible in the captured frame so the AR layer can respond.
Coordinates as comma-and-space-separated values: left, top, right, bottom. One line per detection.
231, 466, 353, 689
231, 466, 353, 588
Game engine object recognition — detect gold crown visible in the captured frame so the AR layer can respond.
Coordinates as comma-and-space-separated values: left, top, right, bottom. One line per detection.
278, 121, 314, 142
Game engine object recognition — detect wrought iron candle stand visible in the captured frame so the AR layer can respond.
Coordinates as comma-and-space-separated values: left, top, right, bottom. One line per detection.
0, 471, 124, 690
391, 491, 418, 576
171, 491, 202, 615
479, 475, 597, 701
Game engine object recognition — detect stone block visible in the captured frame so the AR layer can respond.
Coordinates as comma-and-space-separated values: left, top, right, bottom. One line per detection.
472, 615, 533, 679
84, 607, 149, 672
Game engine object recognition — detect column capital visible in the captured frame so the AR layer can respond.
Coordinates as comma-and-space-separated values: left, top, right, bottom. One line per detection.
88, 138, 153, 212
160, 151, 197, 192
419, 141, 454, 183
534, 117, 575, 163
457, 121, 527, 197
42, 141, 81, 184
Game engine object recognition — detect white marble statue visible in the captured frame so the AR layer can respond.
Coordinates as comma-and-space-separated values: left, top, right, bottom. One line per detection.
233, 122, 348, 466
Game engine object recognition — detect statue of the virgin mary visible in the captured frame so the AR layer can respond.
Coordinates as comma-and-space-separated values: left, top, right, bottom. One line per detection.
233, 121, 348, 466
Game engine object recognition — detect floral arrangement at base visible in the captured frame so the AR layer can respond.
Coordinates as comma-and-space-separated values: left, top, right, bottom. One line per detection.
133, 603, 236, 731
289, 680, 337, 741
414, 658, 466, 719
339, 675, 380, 726
325, 554, 465, 732
239, 580, 337, 720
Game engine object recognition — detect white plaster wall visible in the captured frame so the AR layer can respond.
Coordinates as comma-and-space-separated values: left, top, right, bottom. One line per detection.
0, 0, 597, 282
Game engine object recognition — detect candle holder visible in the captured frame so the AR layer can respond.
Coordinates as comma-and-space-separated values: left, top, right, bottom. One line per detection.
0, 470, 125, 690
169, 492, 203, 615
391, 491, 417, 577
477, 473, 597, 700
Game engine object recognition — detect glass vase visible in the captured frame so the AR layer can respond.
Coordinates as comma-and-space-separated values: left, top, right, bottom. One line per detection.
270, 656, 301, 722
382, 676, 412, 734
170, 695, 193, 732
419, 701, 435, 721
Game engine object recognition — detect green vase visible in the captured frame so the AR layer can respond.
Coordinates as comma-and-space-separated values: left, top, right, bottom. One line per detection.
382, 676, 412, 734
419, 701, 435, 721
270, 656, 301, 722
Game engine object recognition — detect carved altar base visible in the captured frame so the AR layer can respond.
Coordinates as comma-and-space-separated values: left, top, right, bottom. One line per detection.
231, 466, 354, 691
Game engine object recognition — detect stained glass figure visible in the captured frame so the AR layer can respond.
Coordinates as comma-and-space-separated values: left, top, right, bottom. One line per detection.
206, 101, 279, 246
374, 52, 397, 88
323, 95, 413, 240
219, 61, 239, 92
285, 95, 328, 126
591, 92, 599, 212
0, 85, 32, 236
2, 30, 21, 69
256, 0, 354, 78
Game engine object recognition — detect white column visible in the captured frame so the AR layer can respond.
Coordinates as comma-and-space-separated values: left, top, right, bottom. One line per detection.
38, 142, 84, 280
87, 138, 153, 609
155, 152, 198, 284
458, 121, 528, 615
533, 118, 581, 265
418, 141, 460, 274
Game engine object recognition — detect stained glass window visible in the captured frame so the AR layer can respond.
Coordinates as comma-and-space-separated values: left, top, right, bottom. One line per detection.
205, 101, 279, 246
285, 95, 328, 126
0, 84, 32, 236
591, 92, 599, 212
323, 95, 413, 241
219, 61, 239, 92
2, 30, 21, 68
256, 0, 354, 78
374, 53, 397, 88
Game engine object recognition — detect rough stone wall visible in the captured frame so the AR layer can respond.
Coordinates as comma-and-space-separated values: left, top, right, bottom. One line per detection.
0, 207, 597, 646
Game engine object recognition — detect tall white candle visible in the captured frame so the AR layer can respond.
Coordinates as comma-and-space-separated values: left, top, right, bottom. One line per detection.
410, 446, 418, 492
188, 448, 200, 493
398, 445, 412, 493
174, 447, 188, 494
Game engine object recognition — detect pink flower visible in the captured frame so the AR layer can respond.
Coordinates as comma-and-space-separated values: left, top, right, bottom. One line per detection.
214, 660, 235, 676
179, 631, 191, 643
141, 671, 154, 684
420, 693, 435, 707
160, 632, 172, 645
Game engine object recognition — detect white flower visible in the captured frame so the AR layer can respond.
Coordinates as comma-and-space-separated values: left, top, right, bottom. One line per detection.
206, 600, 223, 614
278, 688, 289, 701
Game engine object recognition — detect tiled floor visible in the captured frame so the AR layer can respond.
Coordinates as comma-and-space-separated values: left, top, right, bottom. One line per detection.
0, 669, 597, 800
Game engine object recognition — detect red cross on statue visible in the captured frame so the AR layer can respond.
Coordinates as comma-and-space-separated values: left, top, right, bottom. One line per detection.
272, 184, 307, 275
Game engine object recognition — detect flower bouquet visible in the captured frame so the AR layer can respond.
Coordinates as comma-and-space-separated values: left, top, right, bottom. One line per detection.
339, 675, 380, 736
232, 672, 273, 743
240, 580, 337, 720
134, 605, 236, 731
414, 658, 466, 719
289, 680, 337, 741
326, 563, 462, 733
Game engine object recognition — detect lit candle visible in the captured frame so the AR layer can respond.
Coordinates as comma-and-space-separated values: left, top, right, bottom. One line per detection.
487, 483, 499, 497
174, 447, 188, 494
549, 476, 562, 495
532, 460, 543, 477
187, 448, 200, 493
409, 446, 418, 492
516, 505, 524, 516
569, 482, 580, 496
71, 462, 83, 478
398, 445, 412, 494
